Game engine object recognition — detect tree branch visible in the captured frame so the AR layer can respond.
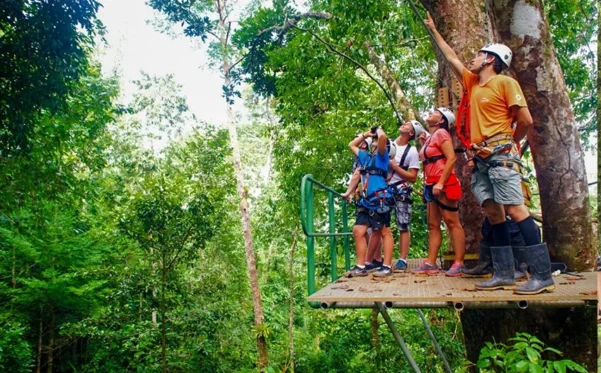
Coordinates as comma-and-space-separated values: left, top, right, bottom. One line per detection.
166, 225, 194, 270
257, 12, 332, 37
293, 24, 403, 122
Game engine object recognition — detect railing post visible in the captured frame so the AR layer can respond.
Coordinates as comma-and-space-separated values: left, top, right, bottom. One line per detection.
306, 180, 316, 296
328, 192, 337, 282
341, 200, 350, 271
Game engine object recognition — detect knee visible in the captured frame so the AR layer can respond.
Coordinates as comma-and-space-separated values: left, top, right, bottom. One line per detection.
428, 222, 441, 232
353, 226, 366, 238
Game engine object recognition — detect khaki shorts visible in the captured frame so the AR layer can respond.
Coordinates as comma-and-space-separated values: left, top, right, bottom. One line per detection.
471, 153, 523, 206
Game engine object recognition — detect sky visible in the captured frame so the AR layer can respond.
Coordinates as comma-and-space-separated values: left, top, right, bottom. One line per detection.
96, 0, 598, 192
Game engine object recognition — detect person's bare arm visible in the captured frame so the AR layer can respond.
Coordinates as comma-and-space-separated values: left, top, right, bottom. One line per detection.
511, 105, 533, 144
389, 161, 418, 183
376, 128, 388, 156
424, 12, 464, 80
349, 132, 371, 156
433, 140, 456, 196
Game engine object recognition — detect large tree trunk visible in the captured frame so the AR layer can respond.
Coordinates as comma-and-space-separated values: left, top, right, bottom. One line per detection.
217, 1, 269, 369
420, 0, 487, 259
422, 1, 596, 368
488, 0, 594, 271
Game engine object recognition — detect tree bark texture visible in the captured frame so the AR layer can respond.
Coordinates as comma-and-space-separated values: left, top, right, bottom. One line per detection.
364, 41, 420, 122
461, 308, 597, 370
420, 0, 489, 257
217, 1, 269, 369
488, 0, 594, 271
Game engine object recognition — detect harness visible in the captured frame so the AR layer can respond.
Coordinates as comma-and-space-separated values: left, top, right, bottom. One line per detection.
388, 143, 414, 204
421, 135, 446, 166
358, 152, 393, 212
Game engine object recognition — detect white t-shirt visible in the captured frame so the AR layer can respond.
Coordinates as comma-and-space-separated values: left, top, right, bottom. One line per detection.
388, 143, 420, 189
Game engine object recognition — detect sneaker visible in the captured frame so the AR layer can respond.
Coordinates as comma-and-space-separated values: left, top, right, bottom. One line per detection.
444, 261, 465, 277
410, 260, 439, 275
373, 265, 392, 277
365, 259, 383, 273
347, 265, 368, 277
394, 259, 408, 272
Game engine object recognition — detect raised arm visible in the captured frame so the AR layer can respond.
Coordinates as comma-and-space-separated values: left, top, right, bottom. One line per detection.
424, 12, 464, 80
376, 127, 388, 156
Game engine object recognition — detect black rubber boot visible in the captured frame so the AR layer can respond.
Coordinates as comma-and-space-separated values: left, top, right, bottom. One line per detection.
461, 243, 493, 278
475, 246, 515, 290
512, 246, 527, 281
514, 243, 555, 295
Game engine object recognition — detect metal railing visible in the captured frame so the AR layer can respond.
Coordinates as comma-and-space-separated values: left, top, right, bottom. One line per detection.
300, 174, 352, 303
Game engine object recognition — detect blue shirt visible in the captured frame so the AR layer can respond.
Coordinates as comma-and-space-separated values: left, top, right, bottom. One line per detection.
357, 149, 389, 197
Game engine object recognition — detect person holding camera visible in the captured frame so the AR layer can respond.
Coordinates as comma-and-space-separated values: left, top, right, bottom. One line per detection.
347, 126, 397, 277
387, 120, 423, 272
411, 108, 466, 277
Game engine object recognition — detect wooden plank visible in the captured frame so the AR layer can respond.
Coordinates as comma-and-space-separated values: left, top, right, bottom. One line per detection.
307, 259, 596, 307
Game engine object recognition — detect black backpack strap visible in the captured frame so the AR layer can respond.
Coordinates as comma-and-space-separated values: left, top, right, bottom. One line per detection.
398, 143, 412, 171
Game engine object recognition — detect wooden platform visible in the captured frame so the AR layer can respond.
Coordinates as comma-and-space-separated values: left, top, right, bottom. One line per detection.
308, 259, 597, 309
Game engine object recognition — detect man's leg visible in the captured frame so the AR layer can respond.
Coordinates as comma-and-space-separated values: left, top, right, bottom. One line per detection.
366, 233, 382, 263
506, 204, 540, 246
352, 224, 368, 266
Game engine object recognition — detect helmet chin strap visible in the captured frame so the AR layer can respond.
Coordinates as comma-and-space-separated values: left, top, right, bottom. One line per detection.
476, 52, 489, 74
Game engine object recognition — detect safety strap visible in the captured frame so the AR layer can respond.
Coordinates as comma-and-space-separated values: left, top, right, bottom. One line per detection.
422, 134, 446, 166
398, 143, 412, 170
434, 198, 459, 212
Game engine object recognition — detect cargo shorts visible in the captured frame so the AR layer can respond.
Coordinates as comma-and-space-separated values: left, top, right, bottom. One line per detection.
471, 153, 523, 206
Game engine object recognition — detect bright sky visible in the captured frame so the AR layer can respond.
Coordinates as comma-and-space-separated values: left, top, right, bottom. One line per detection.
96, 0, 598, 191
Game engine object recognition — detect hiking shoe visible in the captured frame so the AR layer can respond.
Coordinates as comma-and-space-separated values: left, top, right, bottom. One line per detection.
373, 265, 392, 277
444, 262, 465, 277
347, 265, 368, 277
410, 260, 439, 275
394, 259, 408, 272
365, 259, 383, 273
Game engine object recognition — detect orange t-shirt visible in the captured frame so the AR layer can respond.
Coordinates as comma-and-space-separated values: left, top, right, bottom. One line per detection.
462, 68, 527, 144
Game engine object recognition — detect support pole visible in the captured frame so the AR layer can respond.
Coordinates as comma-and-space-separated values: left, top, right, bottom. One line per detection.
375, 302, 421, 373
417, 309, 452, 373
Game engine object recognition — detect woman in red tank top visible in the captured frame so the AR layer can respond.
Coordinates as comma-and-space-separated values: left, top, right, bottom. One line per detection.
411, 108, 466, 277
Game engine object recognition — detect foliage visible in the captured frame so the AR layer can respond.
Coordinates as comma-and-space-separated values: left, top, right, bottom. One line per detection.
0, 0, 103, 154
476, 332, 588, 373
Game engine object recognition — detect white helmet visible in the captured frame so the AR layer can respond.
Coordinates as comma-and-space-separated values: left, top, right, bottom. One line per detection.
480, 43, 512, 69
436, 108, 456, 126
387, 140, 397, 159
409, 120, 425, 140
364, 137, 373, 148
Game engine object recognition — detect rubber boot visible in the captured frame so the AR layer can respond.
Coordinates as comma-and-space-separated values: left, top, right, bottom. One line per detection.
514, 243, 555, 295
512, 246, 527, 281
461, 243, 493, 278
475, 246, 515, 290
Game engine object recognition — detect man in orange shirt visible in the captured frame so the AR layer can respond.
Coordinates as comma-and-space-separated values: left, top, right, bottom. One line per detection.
423, 12, 554, 295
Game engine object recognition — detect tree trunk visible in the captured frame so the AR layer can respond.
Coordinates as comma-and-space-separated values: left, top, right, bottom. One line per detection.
423, 0, 596, 367
37, 306, 42, 373
288, 230, 298, 373
161, 261, 167, 373
217, 1, 269, 369
370, 308, 379, 348
47, 307, 54, 373
364, 41, 420, 122
488, 0, 594, 271
420, 0, 488, 258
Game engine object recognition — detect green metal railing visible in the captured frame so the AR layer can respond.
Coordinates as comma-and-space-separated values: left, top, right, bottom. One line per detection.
300, 174, 352, 303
